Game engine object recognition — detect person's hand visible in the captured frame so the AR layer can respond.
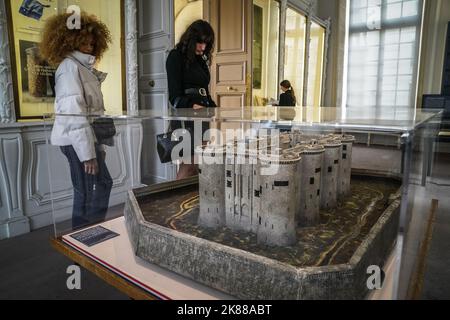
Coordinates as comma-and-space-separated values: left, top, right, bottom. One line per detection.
84, 159, 99, 176
193, 104, 205, 110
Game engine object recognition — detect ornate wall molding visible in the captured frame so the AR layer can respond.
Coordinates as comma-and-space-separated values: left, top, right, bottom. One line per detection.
26, 139, 73, 206
109, 129, 129, 188
125, 0, 139, 113
126, 121, 144, 188
0, 134, 24, 218
289, 0, 316, 15
0, 0, 15, 123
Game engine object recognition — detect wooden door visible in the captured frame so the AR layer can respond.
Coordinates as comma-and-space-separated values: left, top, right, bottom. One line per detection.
209, 0, 253, 108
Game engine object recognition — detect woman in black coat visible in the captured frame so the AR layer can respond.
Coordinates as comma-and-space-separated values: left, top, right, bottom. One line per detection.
277, 80, 297, 107
166, 20, 217, 179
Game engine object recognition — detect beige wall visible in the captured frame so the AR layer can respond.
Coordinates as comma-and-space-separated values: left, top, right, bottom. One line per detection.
174, 0, 203, 44
72, 0, 123, 115
417, 0, 450, 107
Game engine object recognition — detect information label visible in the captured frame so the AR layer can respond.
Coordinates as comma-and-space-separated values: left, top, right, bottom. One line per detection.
70, 226, 119, 247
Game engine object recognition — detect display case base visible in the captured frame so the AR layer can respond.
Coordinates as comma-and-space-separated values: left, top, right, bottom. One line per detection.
124, 175, 401, 300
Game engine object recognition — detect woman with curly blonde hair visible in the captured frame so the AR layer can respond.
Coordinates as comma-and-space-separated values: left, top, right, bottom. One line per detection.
40, 12, 113, 229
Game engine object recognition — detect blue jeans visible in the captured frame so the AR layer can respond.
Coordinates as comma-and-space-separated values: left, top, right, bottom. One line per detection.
60, 145, 113, 230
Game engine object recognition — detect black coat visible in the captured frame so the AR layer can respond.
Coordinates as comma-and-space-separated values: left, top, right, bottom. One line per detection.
279, 90, 296, 107
166, 48, 217, 109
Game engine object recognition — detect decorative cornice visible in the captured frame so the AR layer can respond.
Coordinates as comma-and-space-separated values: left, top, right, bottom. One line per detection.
308, 0, 316, 15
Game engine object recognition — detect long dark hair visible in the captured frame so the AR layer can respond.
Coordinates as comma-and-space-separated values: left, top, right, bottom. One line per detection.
176, 20, 215, 65
280, 80, 297, 105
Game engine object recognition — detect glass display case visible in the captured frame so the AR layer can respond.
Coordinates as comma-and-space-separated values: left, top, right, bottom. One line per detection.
43, 106, 441, 300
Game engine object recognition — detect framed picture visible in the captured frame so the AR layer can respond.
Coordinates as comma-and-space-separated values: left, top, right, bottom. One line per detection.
6, 0, 126, 120
19, 40, 56, 102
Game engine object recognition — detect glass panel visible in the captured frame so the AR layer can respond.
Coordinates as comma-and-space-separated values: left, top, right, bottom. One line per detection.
8, 0, 123, 118
44, 106, 440, 300
283, 8, 306, 106
306, 22, 325, 107
252, 0, 280, 106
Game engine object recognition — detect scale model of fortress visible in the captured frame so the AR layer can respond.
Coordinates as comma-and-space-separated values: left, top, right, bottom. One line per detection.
196, 132, 356, 247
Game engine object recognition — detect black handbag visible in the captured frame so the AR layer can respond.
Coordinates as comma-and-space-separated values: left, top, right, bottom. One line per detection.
156, 122, 192, 164
92, 117, 116, 141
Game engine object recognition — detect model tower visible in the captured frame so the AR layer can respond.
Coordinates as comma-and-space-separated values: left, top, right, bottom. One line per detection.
197, 146, 226, 229
257, 152, 301, 246
294, 144, 325, 227
319, 137, 343, 209
337, 135, 355, 199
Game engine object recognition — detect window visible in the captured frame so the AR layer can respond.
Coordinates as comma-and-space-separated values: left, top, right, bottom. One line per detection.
274, 181, 289, 187
252, 0, 280, 106
283, 8, 306, 106
7, 0, 124, 119
249, 3, 328, 108
307, 22, 326, 107
346, 0, 423, 117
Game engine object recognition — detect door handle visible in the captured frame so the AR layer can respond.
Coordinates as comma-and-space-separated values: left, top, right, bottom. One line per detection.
148, 80, 155, 88
227, 86, 238, 92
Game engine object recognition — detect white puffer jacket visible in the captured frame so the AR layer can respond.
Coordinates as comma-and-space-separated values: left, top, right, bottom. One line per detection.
51, 51, 108, 162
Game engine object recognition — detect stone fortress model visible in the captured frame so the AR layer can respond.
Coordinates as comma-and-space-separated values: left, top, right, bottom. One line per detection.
125, 127, 401, 299
196, 132, 356, 247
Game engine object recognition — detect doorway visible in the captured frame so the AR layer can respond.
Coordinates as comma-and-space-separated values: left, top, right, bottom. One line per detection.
174, 0, 204, 44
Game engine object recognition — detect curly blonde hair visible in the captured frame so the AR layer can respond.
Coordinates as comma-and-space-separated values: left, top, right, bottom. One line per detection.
40, 12, 112, 66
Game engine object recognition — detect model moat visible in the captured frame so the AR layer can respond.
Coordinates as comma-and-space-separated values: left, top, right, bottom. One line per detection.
138, 175, 400, 268
126, 132, 402, 299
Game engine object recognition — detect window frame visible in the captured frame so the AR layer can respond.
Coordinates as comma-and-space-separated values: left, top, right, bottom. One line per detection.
281, 1, 330, 107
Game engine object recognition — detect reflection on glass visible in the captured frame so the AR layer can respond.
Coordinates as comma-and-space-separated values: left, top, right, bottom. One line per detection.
307, 22, 325, 108
252, 0, 280, 106
8, 0, 123, 118
283, 8, 306, 107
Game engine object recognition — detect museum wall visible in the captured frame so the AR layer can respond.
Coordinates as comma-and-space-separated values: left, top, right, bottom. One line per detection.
0, 121, 143, 240
0, 0, 143, 239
